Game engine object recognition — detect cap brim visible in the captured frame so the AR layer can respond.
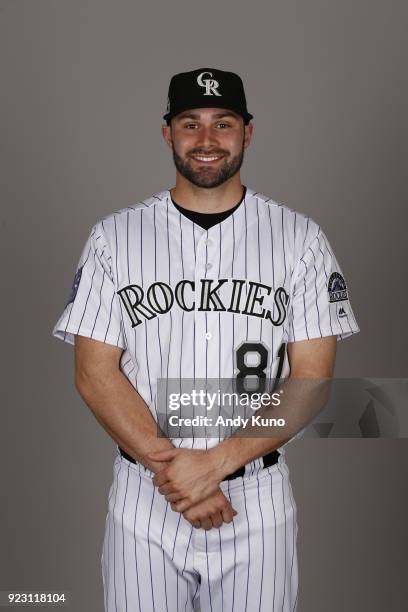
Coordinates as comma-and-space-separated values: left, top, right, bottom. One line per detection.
163, 105, 253, 124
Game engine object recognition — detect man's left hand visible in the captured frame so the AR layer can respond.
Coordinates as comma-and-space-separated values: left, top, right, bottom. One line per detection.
147, 448, 227, 512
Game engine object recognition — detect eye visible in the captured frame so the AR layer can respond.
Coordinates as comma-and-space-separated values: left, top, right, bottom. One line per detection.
182, 122, 231, 129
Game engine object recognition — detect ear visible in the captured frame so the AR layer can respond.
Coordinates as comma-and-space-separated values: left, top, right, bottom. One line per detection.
243, 121, 254, 149
162, 123, 173, 149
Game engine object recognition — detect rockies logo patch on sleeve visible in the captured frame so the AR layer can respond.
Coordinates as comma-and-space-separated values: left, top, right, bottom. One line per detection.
65, 265, 83, 306
327, 272, 348, 302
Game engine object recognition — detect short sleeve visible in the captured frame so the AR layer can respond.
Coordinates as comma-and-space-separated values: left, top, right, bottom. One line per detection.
287, 228, 360, 342
51, 221, 126, 349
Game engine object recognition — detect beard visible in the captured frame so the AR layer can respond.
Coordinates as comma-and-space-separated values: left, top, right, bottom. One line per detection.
171, 137, 245, 189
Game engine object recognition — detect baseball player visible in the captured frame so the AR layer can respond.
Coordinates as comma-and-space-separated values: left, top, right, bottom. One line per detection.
52, 67, 360, 611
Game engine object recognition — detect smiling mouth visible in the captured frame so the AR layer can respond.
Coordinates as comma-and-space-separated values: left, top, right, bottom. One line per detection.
190, 154, 224, 163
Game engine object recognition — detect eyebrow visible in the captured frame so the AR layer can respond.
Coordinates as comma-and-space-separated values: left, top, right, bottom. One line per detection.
176, 111, 239, 121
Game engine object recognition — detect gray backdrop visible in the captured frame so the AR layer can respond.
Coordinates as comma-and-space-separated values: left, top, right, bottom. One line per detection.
1, 0, 407, 610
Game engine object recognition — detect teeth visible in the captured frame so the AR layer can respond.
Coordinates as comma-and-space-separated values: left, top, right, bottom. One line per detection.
193, 155, 222, 161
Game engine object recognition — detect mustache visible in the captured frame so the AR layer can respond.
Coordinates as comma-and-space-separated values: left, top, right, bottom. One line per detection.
189, 151, 227, 156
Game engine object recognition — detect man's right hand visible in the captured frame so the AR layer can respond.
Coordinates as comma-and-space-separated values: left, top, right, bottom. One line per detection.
177, 488, 238, 531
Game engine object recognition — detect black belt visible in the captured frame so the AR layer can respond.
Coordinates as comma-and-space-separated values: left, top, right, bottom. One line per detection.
118, 446, 280, 481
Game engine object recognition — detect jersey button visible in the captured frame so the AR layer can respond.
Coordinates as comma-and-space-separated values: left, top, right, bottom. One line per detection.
205, 263, 212, 270
205, 332, 212, 340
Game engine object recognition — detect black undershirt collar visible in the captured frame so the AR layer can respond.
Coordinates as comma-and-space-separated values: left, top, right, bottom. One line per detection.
170, 185, 247, 230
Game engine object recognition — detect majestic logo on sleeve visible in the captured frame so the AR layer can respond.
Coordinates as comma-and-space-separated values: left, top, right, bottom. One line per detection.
327, 272, 348, 302
197, 71, 222, 96
117, 278, 289, 328
65, 265, 83, 307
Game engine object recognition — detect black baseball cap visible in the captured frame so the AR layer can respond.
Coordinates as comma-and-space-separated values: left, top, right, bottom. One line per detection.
163, 67, 253, 125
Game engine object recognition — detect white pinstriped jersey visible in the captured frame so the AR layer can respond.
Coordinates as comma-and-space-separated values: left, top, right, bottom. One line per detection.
52, 186, 360, 452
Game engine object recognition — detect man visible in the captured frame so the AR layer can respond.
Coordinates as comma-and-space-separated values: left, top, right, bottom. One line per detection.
52, 67, 360, 611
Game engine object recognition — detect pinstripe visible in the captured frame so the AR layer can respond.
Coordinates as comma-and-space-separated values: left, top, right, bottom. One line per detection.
106, 281, 123, 344
204, 236, 209, 344
155, 205, 164, 379
267, 205, 275, 379
114, 216, 119, 287
218, 528, 224, 612
174, 523, 186, 610
144, 320, 153, 406
244, 196, 249, 339
165, 200, 173, 432
167, 198, 171, 283
179, 212, 185, 276
256, 198, 263, 343
90, 266, 106, 335
281, 208, 287, 286
182, 528, 194, 612
227, 481, 237, 612
278, 464, 287, 609
302, 272, 310, 339
317, 234, 334, 335
120, 464, 130, 611
132, 471, 142, 611
307, 243, 323, 337
269, 471, 277, 611
171, 512, 183, 561
231, 211, 235, 365
302, 217, 310, 252
112, 460, 121, 611
345, 296, 359, 331
140, 209, 143, 287
100, 217, 124, 348
218, 222, 222, 277
126, 211, 130, 283
179, 215, 185, 379
141, 211, 152, 406
242, 478, 251, 612
104, 458, 120, 611
146, 485, 157, 611
256, 472, 265, 612
204, 232, 209, 449
77, 250, 98, 333
205, 533, 214, 612
116, 319, 123, 346
218, 223, 222, 422
192, 222, 196, 391
154, 204, 157, 280
231, 214, 236, 431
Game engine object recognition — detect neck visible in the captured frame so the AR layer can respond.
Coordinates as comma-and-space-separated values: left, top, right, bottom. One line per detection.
170, 175, 245, 213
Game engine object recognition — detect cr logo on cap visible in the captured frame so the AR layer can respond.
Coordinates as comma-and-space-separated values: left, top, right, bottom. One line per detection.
197, 71, 222, 96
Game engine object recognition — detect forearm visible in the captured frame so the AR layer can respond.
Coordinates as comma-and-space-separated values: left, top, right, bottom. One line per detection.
210, 375, 332, 477
76, 367, 174, 474
210, 435, 290, 477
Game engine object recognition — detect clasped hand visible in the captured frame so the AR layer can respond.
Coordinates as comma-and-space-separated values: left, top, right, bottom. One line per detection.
148, 447, 224, 511
147, 447, 238, 530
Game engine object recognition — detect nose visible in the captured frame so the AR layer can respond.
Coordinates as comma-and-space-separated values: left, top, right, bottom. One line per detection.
195, 125, 220, 150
